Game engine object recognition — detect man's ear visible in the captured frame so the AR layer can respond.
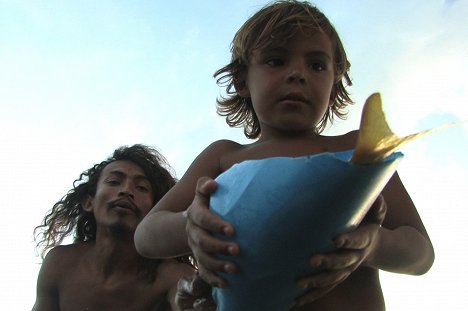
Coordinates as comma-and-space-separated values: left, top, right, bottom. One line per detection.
81, 195, 94, 213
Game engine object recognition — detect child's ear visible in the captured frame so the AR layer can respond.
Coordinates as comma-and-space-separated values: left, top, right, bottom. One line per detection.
81, 195, 94, 213
234, 74, 250, 98
329, 85, 337, 106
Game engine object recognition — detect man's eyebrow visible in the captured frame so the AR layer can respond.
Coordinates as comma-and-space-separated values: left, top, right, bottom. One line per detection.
107, 170, 150, 182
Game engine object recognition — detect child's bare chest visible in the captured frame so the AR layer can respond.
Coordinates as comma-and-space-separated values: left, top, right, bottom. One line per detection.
223, 135, 353, 170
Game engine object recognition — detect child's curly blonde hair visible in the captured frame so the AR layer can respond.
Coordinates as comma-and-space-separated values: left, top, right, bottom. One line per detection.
214, 0, 353, 138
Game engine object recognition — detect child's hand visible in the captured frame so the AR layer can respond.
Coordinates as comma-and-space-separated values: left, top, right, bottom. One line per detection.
295, 195, 387, 306
185, 177, 240, 288
174, 273, 216, 311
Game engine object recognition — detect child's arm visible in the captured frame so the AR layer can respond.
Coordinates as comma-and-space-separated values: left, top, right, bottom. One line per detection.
364, 172, 434, 273
134, 140, 240, 274
295, 173, 435, 306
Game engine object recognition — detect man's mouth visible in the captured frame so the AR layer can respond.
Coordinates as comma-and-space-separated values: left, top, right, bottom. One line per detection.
110, 199, 137, 212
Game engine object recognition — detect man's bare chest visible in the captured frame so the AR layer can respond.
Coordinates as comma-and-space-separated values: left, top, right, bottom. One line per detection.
57, 273, 166, 311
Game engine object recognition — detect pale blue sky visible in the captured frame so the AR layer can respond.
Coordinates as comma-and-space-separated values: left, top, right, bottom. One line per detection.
0, 1, 467, 310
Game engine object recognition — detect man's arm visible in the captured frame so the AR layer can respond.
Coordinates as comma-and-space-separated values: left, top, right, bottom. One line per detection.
32, 248, 61, 311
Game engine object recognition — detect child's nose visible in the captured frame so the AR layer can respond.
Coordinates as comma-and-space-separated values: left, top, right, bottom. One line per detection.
286, 61, 307, 84
287, 71, 306, 83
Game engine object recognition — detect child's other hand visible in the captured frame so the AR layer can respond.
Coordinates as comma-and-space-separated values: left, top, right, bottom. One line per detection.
185, 177, 239, 288
295, 195, 387, 306
174, 273, 216, 311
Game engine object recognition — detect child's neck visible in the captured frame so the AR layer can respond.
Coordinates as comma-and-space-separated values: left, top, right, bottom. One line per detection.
251, 134, 329, 159
257, 128, 321, 143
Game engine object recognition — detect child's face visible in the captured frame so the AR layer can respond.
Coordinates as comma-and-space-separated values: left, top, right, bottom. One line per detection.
243, 31, 335, 136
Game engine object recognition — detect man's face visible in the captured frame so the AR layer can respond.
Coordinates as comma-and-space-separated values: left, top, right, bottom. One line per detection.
83, 160, 154, 234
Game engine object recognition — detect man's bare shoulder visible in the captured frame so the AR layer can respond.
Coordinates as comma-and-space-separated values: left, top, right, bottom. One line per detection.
37, 243, 92, 291
157, 259, 195, 281
43, 243, 91, 268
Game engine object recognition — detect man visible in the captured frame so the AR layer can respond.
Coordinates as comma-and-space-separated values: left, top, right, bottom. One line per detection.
33, 144, 195, 311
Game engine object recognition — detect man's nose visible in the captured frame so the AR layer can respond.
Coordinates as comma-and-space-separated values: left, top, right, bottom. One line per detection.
118, 181, 135, 199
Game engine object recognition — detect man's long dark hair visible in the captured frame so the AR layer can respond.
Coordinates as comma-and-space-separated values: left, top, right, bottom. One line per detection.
34, 144, 176, 257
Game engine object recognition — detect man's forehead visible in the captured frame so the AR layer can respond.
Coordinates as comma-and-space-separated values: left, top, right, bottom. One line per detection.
101, 160, 148, 179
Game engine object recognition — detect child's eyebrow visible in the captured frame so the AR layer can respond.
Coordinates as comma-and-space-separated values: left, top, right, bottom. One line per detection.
306, 50, 332, 60
261, 47, 332, 60
260, 47, 287, 55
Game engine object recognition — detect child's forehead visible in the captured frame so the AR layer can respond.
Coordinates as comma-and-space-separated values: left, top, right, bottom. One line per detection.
254, 29, 331, 54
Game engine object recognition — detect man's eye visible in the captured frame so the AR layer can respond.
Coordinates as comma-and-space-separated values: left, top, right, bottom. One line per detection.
136, 185, 149, 192
106, 179, 120, 185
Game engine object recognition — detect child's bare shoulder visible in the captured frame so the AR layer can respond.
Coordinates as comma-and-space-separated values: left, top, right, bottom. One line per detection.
334, 130, 358, 142
323, 130, 359, 151
195, 139, 247, 168
204, 139, 245, 154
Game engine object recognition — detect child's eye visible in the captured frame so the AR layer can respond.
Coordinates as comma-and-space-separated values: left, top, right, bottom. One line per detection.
309, 61, 327, 72
265, 57, 284, 67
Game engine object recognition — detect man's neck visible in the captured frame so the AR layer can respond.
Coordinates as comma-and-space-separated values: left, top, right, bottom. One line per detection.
91, 230, 142, 279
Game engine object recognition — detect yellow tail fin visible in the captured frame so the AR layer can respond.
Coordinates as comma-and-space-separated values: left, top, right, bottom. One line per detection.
351, 93, 459, 164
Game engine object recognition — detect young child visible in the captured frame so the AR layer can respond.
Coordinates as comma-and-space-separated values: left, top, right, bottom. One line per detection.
33, 144, 195, 311
135, 1, 434, 310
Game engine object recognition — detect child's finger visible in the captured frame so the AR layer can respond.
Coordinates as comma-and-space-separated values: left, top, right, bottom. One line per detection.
196, 249, 237, 275
187, 177, 235, 236
198, 263, 230, 288
187, 205, 234, 237
187, 223, 239, 256
309, 251, 361, 271
196, 176, 218, 196
363, 194, 387, 225
334, 228, 373, 250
